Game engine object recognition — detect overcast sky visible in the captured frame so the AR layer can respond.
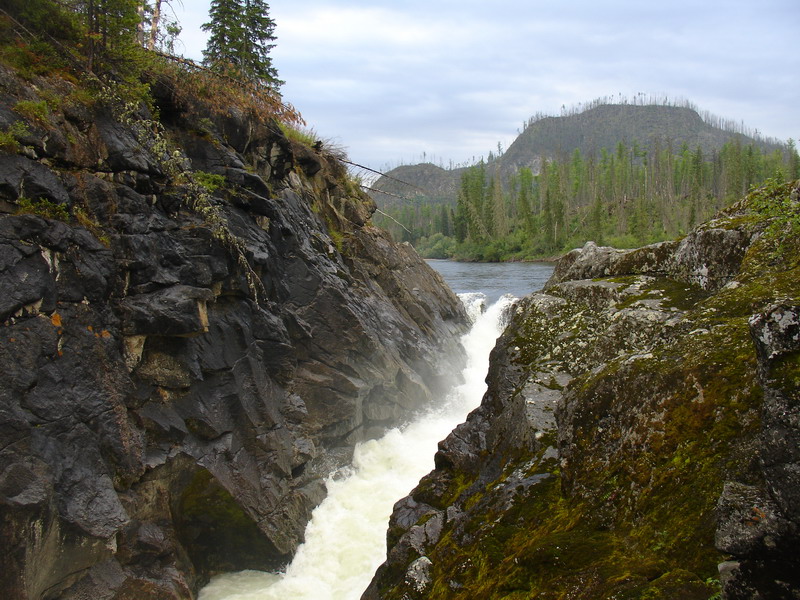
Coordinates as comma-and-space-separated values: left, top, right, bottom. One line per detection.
170, 0, 800, 171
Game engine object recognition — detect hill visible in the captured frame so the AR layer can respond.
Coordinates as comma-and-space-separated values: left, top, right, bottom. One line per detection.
370, 101, 797, 261
501, 103, 781, 173
370, 102, 784, 206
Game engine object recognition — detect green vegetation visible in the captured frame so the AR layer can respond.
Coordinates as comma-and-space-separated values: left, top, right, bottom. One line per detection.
278, 122, 319, 147
0, 121, 29, 153
0, 1, 293, 117
13, 99, 50, 122
1, 0, 307, 290
194, 171, 227, 193
378, 181, 800, 599
15, 197, 70, 221
378, 139, 798, 261
202, 0, 282, 88
15, 197, 113, 246
747, 177, 800, 256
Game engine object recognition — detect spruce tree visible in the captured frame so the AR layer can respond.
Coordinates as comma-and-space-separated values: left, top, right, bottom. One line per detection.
242, 0, 280, 84
202, 0, 281, 88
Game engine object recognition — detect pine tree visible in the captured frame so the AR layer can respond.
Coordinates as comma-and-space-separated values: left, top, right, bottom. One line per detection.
202, 0, 282, 87
787, 139, 800, 180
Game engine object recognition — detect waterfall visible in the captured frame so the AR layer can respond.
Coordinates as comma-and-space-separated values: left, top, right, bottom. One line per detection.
199, 293, 517, 600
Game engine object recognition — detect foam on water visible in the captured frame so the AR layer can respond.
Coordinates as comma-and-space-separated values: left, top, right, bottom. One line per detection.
199, 293, 516, 600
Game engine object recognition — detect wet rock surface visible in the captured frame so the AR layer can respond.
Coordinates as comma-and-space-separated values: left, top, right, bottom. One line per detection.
366, 182, 800, 599
0, 66, 468, 598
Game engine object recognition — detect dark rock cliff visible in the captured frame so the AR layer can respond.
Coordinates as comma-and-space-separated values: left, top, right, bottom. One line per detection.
0, 64, 469, 599
364, 181, 800, 599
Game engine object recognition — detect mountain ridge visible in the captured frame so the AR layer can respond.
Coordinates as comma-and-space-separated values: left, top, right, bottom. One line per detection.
371, 102, 785, 206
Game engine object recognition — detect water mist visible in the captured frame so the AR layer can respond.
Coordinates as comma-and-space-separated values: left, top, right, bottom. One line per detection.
200, 294, 517, 600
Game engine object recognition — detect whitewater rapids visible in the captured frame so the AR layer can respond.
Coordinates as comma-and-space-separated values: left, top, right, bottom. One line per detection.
199, 293, 516, 600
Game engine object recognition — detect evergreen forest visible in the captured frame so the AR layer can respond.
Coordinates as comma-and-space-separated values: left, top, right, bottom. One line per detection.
375, 135, 800, 261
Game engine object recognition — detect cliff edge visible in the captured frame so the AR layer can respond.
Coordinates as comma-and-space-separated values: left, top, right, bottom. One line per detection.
365, 180, 800, 599
0, 62, 469, 598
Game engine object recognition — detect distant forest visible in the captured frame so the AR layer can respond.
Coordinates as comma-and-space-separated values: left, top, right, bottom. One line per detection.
375, 137, 800, 261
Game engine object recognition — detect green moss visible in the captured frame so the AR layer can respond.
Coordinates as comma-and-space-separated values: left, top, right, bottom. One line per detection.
769, 351, 800, 397
178, 470, 254, 530
626, 569, 718, 599
614, 276, 709, 312
175, 469, 281, 576
415, 470, 478, 512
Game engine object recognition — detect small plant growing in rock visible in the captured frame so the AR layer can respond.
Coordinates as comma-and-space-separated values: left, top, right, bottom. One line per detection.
0, 121, 29, 153
195, 117, 216, 138
16, 197, 70, 221
194, 171, 226, 192
278, 122, 318, 148
73, 206, 111, 246
14, 99, 50, 123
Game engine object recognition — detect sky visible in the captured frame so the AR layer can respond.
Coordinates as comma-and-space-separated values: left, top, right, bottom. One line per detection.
169, 0, 800, 172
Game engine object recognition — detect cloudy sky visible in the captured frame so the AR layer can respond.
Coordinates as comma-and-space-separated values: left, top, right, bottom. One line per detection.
170, 0, 800, 171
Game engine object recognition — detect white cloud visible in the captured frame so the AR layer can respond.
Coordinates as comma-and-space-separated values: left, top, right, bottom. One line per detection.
172, 0, 800, 169
278, 7, 450, 51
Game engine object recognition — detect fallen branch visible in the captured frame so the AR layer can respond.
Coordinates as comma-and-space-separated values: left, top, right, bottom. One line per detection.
374, 209, 413, 235
342, 159, 427, 195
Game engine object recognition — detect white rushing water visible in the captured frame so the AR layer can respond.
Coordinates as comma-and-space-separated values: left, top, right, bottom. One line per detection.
199, 293, 516, 600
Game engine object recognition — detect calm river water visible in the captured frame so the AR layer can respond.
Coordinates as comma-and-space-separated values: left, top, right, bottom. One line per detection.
426, 259, 554, 304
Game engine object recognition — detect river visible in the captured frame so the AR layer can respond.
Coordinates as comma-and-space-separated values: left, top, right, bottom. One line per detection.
426, 260, 554, 304
198, 260, 554, 600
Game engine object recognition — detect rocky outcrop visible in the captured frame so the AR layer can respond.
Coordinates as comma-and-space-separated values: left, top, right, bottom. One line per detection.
0, 64, 469, 598
365, 181, 800, 599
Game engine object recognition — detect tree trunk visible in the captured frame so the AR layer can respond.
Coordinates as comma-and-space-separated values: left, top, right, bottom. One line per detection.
148, 0, 161, 50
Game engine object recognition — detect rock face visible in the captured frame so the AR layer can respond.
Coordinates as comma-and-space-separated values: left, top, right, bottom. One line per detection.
364, 181, 800, 599
0, 65, 468, 598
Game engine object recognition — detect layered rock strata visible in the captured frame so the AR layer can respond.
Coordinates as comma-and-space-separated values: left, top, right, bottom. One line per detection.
0, 65, 468, 598
365, 182, 800, 599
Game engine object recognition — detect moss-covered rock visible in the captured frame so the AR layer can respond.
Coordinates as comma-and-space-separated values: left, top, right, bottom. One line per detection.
365, 180, 800, 600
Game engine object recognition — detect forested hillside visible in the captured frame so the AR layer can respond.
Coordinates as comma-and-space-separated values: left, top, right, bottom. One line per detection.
372, 102, 798, 261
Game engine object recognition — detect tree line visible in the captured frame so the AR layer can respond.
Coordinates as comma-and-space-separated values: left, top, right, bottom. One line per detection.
376, 138, 800, 261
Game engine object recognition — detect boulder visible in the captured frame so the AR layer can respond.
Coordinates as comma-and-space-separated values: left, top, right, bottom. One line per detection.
366, 182, 800, 599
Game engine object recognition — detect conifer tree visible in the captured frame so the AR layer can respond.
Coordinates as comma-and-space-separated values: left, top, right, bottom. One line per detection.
202, 0, 282, 87
787, 139, 800, 180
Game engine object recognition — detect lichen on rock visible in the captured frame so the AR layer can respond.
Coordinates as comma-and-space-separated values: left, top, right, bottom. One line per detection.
365, 180, 800, 600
